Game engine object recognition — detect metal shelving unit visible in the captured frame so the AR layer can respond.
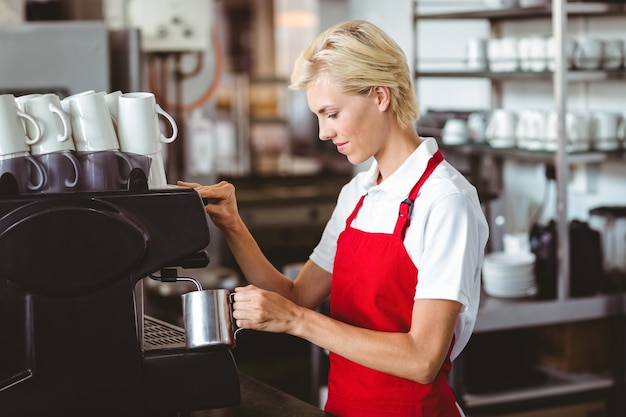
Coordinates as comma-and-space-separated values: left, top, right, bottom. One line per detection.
475, 292, 625, 333
464, 366, 614, 408
413, 1, 626, 415
414, 1, 626, 21
416, 69, 626, 81
438, 142, 619, 164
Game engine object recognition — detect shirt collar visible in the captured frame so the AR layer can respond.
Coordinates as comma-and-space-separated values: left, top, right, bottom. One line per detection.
358, 137, 441, 197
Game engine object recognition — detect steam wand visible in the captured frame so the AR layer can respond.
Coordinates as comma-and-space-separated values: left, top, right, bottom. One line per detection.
149, 268, 203, 291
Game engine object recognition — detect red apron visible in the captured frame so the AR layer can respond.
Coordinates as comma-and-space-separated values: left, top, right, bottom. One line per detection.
325, 150, 460, 417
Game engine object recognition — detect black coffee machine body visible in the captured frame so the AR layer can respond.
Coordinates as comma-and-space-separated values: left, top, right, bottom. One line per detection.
0, 185, 240, 416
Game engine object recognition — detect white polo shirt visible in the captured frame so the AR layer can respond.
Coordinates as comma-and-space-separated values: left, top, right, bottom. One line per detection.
310, 137, 489, 360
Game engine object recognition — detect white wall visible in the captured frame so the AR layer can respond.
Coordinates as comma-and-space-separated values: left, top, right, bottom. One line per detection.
348, 0, 413, 58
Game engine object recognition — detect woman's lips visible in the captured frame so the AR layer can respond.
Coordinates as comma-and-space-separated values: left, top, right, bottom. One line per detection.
335, 142, 348, 153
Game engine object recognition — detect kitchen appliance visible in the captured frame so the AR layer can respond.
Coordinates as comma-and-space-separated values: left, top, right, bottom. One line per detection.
0, 174, 240, 416
529, 219, 603, 299
589, 206, 626, 292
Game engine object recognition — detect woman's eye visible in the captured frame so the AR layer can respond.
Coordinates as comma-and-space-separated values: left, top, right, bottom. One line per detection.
327, 112, 337, 119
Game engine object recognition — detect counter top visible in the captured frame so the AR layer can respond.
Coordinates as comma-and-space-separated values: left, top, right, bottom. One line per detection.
474, 292, 625, 333
219, 173, 351, 207
191, 373, 330, 417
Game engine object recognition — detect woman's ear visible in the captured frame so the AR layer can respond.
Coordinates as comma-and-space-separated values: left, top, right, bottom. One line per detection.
373, 86, 391, 111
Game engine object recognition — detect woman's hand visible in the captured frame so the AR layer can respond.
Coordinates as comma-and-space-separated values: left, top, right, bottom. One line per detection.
231, 285, 303, 334
177, 180, 240, 230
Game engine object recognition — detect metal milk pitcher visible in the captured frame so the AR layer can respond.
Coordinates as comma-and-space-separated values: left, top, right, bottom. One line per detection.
182, 287, 239, 349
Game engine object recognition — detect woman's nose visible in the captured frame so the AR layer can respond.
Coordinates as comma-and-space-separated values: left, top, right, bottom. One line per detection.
318, 125, 333, 141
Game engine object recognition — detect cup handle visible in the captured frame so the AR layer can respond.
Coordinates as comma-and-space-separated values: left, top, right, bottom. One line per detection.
155, 104, 178, 144
18, 110, 42, 145
50, 103, 72, 143
618, 117, 626, 140
63, 151, 80, 188
485, 118, 496, 139
229, 292, 243, 338
571, 41, 584, 68
24, 155, 47, 191
111, 115, 119, 132
113, 150, 135, 185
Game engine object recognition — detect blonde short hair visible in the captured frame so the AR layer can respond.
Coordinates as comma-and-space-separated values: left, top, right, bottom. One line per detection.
289, 20, 419, 129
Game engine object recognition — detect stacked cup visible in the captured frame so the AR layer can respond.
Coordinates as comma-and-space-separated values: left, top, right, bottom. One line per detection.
485, 109, 518, 148
2, 90, 175, 194
17, 93, 80, 193
61, 90, 135, 191
116, 92, 178, 189
0, 94, 47, 194
104, 90, 123, 134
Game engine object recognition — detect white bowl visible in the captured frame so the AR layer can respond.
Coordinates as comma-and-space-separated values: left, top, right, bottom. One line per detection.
484, 283, 537, 298
483, 251, 535, 267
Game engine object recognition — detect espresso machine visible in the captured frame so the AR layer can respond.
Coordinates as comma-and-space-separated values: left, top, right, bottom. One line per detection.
0, 173, 240, 416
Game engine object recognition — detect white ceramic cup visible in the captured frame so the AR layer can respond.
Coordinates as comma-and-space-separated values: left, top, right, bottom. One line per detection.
60, 90, 96, 113
516, 109, 547, 150
486, 109, 518, 147
602, 39, 624, 71
546, 35, 575, 71
484, 0, 518, 8
0, 152, 47, 192
592, 111, 621, 150
35, 151, 80, 193
466, 37, 488, 71
545, 111, 592, 152
104, 90, 123, 132
146, 151, 168, 189
15, 93, 42, 109
63, 91, 120, 152
441, 119, 469, 145
0, 94, 42, 155
467, 112, 488, 143
572, 37, 604, 70
503, 232, 531, 255
75, 150, 134, 192
18, 93, 73, 155
567, 112, 592, 146
117, 92, 178, 156
518, 36, 548, 72
488, 37, 519, 72
618, 112, 626, 142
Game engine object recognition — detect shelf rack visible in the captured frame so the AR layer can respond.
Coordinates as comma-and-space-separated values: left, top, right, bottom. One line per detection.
415, 69, 626, 82
414, 0, 626, 301
413, 1, 626, 415
464, 366, 614, 408
475, 292, 625, 333
438, 142, 620, 164
414, 2, 626, 21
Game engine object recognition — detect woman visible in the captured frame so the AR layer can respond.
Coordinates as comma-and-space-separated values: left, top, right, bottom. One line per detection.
179, 20, 488, 417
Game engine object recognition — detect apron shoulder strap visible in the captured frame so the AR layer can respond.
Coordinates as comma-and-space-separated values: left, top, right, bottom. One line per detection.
345, 194, 367, 228
394, 150, 444, 238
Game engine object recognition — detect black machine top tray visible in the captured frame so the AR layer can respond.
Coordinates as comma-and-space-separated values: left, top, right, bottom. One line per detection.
0, 186, 211, 294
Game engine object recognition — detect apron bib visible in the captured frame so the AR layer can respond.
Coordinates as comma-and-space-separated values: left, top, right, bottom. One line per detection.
326, 150, 460, 417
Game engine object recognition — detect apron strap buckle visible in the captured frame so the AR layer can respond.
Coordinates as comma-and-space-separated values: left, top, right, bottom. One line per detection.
399, 198, 414, 219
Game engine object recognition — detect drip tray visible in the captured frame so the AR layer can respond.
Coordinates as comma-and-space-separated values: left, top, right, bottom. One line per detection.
143, 315, 186, 350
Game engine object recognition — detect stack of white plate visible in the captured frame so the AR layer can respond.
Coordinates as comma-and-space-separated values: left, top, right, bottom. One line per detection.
482, 252, 537, 298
